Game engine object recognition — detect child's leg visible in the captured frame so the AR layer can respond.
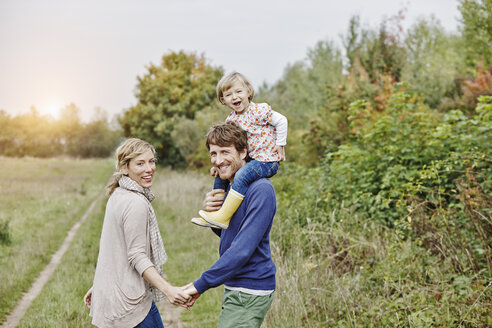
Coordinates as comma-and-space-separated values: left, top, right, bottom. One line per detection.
199, 161, 279, 229
191, 178, 229, 228
213, 176, 230, 191
231, 161, 279, 195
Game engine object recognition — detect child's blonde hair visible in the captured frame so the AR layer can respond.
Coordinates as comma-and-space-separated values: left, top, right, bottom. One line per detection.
216, 72, 255, 104
106, 138, 156, 195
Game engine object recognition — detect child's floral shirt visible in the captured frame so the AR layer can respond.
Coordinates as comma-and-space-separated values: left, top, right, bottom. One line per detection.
226, 102, 280, 162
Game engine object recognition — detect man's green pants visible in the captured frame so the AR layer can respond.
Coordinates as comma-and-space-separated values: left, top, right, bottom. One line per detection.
217, 289, 275, 328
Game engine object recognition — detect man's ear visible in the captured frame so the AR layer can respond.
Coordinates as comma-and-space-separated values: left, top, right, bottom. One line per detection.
240, 148, 248, 161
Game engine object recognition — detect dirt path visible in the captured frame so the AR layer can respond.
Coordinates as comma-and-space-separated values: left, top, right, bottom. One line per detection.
0, 190, 184, 328
1, 192, 185, 328
1, 195, 102, 328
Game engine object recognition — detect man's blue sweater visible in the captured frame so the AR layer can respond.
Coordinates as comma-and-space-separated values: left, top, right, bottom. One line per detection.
194, 178, 277, 294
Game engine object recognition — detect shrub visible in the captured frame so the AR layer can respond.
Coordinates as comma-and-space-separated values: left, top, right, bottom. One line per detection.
0, 219, 11, 245
320, 92, 491, 272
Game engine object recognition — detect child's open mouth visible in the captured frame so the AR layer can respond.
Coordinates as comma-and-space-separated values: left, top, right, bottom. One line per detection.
233, 101, 241, 107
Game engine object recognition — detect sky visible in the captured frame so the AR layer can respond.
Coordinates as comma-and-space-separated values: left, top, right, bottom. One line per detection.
0, 0, 461, 122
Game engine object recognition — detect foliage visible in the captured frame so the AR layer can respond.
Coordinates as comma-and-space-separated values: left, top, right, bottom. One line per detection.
71, 109, 122, 158
1, 107, 62, 157
462, 62, 492, 108
404, 17, 465, 108
58, 103, 83, 155
270, 161, 491, 327
259, 41, 343, 130
171, 104, 229, 169
321, 92, 492, 272
119, 51, 223, 167
0, 104, 120, 158
0, 219, 10, 245
345, 13, 407, 84
257, 40, 343, 163
260, 13, 485, 165
459, 0, 492, 70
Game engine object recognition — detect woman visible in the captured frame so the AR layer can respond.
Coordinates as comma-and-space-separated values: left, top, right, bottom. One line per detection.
84, 138, 190, 328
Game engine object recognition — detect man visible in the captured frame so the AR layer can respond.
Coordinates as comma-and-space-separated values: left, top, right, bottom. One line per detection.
186, 121, 277, 328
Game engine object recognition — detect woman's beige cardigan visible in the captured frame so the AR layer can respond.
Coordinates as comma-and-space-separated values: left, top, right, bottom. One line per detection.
89, 187, 156, 328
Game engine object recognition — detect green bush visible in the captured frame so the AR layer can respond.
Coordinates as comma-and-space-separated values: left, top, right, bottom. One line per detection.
272, 161, 491, 327
319, 92, 491, 271
0, 219, 11, 245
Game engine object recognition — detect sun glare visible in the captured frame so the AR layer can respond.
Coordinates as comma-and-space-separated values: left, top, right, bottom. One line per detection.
41, 101, 64, 119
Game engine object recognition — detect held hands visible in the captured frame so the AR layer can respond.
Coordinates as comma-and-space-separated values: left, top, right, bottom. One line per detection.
170, 283, 200, 310
84, 285, 198, 311
165, 285, 193, 310
181, 283, 201, 308
273, 145, 285, 161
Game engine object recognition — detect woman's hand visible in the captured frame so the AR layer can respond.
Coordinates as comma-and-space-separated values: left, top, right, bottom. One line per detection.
203, 189, 225, 212
164, 285, 191, 307
83, 287, 93, 309
142, 267, 192, 308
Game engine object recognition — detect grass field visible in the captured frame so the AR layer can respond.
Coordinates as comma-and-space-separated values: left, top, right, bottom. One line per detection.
8, 160, 224, 327
0, 156, 113, 324
5, 156, 490, 327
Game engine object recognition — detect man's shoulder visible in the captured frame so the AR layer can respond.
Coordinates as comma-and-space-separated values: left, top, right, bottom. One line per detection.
247, 178, 275, 196
242, 179, 276, 216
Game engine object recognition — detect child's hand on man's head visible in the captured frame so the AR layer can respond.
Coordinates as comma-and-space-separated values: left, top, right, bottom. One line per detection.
274, 145, 285, 161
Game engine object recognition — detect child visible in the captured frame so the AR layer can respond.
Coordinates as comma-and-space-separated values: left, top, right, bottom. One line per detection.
192, 72, 288, 229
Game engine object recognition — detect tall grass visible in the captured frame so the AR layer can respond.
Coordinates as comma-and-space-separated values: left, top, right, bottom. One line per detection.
152, 168, 223, 327
0, 157, 113, 324
264, 167, 492, 327
6, 159, 491, 327
19, 196, 106, 327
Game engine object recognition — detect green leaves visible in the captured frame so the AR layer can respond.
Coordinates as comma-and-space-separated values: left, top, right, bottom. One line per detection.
119, 51, 223, 167
459, 0, 492, 70
322, 92, 491, 223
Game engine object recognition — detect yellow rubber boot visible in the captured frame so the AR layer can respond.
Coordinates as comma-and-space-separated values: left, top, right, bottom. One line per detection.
191, 216, 220, 228
199, 189, 244, 229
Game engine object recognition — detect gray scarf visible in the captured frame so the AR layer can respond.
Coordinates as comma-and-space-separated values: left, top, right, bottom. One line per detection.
118, 175, 168, 301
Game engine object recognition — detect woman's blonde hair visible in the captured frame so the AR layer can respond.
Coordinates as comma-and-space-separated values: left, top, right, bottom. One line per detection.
216, 72, 255, 104
106, 138, 156, 195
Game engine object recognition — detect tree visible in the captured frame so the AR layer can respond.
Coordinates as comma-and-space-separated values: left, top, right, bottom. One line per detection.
74, 108, 121, 158
459, 0, 492, 69
12, 107, 61, 157
403, 16, 464, 108
119, 51, 223, 167
58, 103, 83, 156
0, 110, 17, 156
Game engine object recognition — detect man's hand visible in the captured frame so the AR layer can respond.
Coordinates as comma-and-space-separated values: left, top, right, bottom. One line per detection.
273, 145, 285, 161
163, 284, 194, 311
182, 283, 201, 308
203, 189, 225, 212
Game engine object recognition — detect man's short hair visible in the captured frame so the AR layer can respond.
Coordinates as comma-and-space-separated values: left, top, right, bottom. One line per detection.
206, 122, 249, 154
